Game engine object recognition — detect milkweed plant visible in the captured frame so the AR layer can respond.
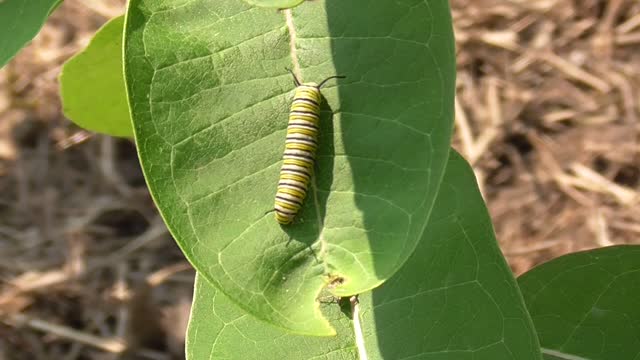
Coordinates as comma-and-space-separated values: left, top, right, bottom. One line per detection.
2, 0, 639, 359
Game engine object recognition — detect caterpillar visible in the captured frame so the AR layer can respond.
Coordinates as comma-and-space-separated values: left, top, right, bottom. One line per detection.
273, 70, 345, 225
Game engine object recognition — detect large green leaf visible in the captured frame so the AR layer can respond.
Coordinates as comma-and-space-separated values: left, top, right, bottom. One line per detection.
0, 0, 62, 67
125, 0, 455, 335
59, 15, 133, 138
187, 151, 542, 359
518, 245, 640, 360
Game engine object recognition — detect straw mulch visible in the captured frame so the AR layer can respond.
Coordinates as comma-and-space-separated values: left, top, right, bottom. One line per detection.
452, 0, 639, 273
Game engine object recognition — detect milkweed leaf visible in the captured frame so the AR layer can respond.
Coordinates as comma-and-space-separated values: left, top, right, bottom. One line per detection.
125, 0, 455, 335
60, 16, 133, 138
187, 152, 542, 359
0, 0, 62, 67
519, 245, 640, 360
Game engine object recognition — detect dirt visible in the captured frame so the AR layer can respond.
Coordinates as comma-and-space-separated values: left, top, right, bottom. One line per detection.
0, 0, 638, 358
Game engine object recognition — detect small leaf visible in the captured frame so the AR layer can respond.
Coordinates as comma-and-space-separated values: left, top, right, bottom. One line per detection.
519, 245, 640, 360
187, 151, 542, 359
125, 0, 456, 335
244, 0, 305, 9
188, 274, 357, 359
0, 0, 62, 66
59, 15, 133, 138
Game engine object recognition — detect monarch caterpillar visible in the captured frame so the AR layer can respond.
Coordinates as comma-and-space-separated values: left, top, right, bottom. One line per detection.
273, 70, 345, 225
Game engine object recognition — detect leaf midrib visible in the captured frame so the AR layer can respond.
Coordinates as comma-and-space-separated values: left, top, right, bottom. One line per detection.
285, 8, 328, 263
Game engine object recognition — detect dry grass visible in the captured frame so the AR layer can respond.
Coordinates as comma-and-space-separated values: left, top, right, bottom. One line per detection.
0, 0, 638, 358
0, 1, 192, 359
452, 0, 640, 273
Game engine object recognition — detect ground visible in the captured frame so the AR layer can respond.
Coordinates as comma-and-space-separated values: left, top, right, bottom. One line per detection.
0, 0, 638, 358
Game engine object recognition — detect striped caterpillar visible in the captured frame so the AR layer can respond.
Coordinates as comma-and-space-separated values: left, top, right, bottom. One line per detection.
272, 70, 344, 225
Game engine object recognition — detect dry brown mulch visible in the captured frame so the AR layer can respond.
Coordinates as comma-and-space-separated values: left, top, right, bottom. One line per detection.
0, 0, 639, 358
452, 0, 640, 273
1, 1, 191, 359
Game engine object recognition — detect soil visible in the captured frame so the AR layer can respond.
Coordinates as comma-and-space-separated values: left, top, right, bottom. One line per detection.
0, 0, 638, 358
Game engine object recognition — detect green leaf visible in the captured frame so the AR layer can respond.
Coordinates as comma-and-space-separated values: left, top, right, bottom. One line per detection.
188, 274, 357, 359
244, 0, 305, 9
59, 15, 133, 138
187, 151, 542, 359
0, 0, 62, 67
518, 245, 640, 360
124, 0, 455, 335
